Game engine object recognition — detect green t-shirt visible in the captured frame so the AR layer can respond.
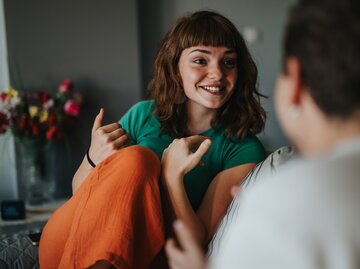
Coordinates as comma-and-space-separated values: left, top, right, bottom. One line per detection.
119, 100, 266, 211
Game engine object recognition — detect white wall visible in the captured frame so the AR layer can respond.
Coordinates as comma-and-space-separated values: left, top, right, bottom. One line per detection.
0, 0, 18, 200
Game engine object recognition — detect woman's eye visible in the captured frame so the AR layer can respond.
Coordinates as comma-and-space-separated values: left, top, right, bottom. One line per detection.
223, 59, 236, 68
193, 58, 207, 65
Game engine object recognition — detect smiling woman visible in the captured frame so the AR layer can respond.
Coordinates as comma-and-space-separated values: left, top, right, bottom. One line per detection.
178, 46, 238, 114
149, 11, 266, 140
39, 10, 267, 269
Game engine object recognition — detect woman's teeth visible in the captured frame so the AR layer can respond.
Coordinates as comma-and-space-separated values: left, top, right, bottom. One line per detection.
202, 86, 222, 93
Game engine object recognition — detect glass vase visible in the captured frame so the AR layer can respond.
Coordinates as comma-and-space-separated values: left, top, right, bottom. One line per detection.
16, 137, 56, 205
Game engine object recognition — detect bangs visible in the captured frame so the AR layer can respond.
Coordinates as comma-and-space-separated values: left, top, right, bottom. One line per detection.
176, 14, 239, 50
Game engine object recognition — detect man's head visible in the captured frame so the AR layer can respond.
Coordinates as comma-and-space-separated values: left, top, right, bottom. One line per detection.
283, 0, 360, 118
275, 0, 360, 154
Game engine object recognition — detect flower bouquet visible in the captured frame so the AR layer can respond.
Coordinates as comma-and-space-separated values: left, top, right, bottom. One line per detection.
0, 79, 82, 204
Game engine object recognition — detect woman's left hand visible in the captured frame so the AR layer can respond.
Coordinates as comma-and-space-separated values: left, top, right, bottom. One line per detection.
162, 135, 211, 179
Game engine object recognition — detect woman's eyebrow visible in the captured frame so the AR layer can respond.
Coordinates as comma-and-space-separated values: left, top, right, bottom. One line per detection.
189, 49, 211, 54
225, 50, 237, 54
189, 49, 237, 55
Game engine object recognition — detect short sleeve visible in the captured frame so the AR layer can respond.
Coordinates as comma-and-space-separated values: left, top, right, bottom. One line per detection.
118, 100, 154, 145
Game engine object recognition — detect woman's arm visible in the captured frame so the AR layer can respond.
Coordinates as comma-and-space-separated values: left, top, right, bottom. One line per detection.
196, 162, 256, 242
161, 135, 256, 245
161, 136, 211, 245
72, 108, 129, 194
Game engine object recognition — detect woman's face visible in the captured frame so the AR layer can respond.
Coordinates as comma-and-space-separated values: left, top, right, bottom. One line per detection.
178, 46, 238, 110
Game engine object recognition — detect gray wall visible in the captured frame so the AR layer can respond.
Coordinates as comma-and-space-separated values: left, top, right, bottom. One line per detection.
3, 0, 141, 198
1, 0, 294, 199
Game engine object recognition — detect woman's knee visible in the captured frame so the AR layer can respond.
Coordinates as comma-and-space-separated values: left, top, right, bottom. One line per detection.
98, 145, 161, 186
125, 145, 161, 172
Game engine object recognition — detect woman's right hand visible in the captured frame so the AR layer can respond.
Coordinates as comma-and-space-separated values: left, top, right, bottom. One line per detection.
161, 135, 211, 181
88, 108, 129, 166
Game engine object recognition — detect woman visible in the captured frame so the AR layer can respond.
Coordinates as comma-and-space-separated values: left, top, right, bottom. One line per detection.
39, 10, 266, 269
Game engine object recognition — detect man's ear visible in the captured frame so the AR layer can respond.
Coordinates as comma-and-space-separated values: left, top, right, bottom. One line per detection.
284, 57, 302, 106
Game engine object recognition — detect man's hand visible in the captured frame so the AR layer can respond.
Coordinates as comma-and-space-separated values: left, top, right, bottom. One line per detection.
165, 220, 206, 269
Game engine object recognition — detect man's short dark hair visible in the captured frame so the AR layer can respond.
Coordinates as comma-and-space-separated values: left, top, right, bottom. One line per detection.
283, 0, 360, 118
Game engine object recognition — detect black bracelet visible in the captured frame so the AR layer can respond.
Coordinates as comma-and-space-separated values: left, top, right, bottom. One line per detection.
86, 148, 96, 168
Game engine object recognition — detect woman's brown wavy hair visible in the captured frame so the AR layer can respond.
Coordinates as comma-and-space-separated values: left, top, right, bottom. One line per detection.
148, 10, 266, 140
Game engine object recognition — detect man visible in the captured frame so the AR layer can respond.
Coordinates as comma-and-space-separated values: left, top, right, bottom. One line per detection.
165, 1, 360, 268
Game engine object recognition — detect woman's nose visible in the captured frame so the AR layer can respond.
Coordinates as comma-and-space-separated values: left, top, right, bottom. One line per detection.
208, 64, 223, 80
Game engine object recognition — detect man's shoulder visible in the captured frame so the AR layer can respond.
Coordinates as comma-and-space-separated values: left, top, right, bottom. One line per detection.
242, 149, 360, 216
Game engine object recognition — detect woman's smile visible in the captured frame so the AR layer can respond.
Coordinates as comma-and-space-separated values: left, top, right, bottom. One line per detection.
199, 85, 226, 95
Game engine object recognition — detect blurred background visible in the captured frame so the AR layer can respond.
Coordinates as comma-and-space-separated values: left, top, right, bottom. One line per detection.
0, 0, 294, 201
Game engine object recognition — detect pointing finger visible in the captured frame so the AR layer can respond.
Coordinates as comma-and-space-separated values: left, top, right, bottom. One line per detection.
191, 139, 211, 163
92, 108, 104, 133
185, 135, 209, 146
186, 139, 211, 173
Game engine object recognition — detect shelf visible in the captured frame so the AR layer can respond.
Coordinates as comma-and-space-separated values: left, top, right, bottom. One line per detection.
0, 199, 67, 235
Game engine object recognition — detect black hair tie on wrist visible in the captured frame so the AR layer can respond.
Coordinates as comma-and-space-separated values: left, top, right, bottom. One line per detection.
86, 148, 96, 168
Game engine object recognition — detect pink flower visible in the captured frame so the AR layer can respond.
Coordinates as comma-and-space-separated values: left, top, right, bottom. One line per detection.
58, 80, 73, 93
64, 100, 80, 116
0, 79, 82, 140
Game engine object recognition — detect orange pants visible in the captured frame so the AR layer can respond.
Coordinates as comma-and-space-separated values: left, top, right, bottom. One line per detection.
39, 145, 164, 269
